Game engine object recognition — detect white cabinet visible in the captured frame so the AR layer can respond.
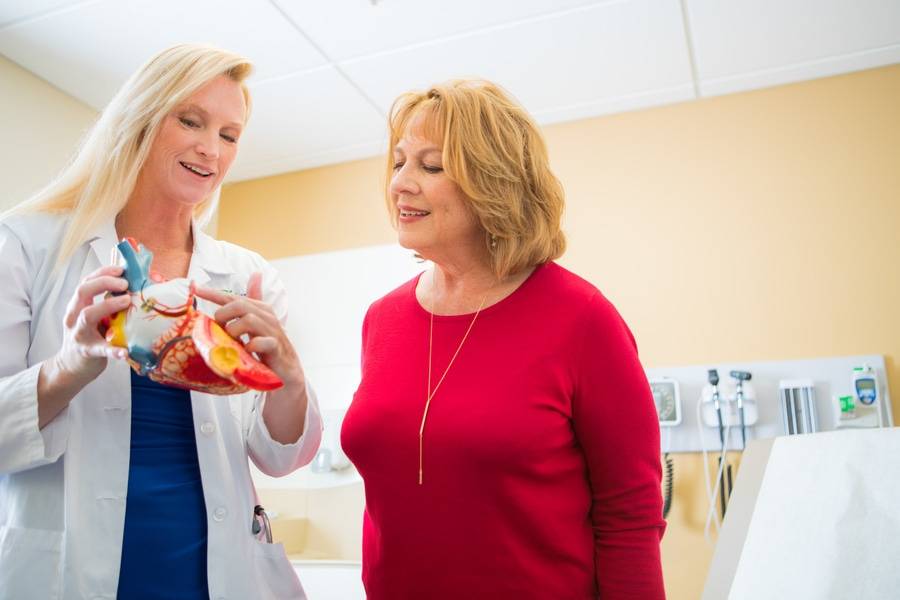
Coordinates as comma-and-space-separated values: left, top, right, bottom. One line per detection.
294, 561, 365, 600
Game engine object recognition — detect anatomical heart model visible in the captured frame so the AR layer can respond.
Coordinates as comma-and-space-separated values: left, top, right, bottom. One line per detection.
102, 238, 283, 394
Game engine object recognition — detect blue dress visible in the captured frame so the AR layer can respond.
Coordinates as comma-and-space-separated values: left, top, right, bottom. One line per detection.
117, 371, 209, 599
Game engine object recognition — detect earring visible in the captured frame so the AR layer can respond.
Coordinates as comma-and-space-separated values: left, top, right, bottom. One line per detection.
490, 235, 498, 250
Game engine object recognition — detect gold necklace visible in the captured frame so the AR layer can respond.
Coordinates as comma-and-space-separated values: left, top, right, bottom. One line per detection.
418, 273, 488, 485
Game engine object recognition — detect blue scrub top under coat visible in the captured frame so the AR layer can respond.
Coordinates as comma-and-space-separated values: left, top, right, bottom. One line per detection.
117, 370, 209, 599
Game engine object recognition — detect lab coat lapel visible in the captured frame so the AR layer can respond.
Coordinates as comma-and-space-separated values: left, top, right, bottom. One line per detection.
85, 217, 233, 284
189, 220, 233, 287
85, 217, 119, 278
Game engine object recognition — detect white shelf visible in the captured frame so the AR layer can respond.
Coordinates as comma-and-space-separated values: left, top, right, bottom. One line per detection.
649, 354, 893, 453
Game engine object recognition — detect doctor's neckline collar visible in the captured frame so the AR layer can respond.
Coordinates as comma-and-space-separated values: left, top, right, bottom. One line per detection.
86, 217, 233, 277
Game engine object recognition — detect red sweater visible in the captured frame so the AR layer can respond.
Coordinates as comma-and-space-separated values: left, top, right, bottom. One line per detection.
341, 262, 666, 599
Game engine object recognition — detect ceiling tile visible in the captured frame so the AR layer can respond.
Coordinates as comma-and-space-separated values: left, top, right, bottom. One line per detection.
0, 0, 84, 28
227, 66, 386, 181
534, 85, 695, 126
0, 0, 326, 109
341, 0, 693, 118
686, 0, 900, 95
4, 0, 896, 180
273, 0, 604, 62
227, 140, 386, 182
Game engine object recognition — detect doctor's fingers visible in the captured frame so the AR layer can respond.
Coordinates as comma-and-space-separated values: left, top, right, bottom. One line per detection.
244, 334, 301, 379
64, 276, 128, 327
192, 285, 232, 307
246, 272, 263, 301
68, 293, 131, 335
214, 298, 279, 329
244, 336, 278, 355
223, 312, 282, 341
76, 341, 128, 360
78, 265, 125, 295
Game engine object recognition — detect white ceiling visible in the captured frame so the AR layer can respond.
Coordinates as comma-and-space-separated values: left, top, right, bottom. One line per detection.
1, 0, 898, 182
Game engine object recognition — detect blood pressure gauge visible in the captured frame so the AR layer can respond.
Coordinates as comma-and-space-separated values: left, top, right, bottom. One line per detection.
650, 378, 682, 427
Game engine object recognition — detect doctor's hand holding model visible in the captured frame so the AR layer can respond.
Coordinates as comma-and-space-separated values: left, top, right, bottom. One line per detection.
340, 79, 666, 599
0, 44, 321, 600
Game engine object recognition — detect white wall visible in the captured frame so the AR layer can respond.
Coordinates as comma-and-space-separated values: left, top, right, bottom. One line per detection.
251, 243, 424, 490
272, 243, 425, 413
0, 55, 96, 210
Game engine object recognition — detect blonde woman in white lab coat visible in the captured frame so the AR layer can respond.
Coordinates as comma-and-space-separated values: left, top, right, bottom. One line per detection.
0, 44, 321, 600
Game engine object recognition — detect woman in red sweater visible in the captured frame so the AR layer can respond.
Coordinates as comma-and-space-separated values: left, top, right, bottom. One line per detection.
341, 79, 666, 599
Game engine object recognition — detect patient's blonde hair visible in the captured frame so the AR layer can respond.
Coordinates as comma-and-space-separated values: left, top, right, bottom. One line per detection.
5, 43, 253, 268
386, 79, 566, 280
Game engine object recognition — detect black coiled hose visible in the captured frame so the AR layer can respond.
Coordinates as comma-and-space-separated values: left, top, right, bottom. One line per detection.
662, 452, 674, 519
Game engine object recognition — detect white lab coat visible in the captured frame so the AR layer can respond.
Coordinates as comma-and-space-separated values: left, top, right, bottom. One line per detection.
0, 212, 323, 600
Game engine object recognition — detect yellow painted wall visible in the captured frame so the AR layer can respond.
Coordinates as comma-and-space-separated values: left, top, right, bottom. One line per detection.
0, 55, 97, 210
221, 65, 900, 599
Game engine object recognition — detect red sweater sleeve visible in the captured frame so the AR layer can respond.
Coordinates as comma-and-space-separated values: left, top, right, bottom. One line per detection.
571, 292, 666, 599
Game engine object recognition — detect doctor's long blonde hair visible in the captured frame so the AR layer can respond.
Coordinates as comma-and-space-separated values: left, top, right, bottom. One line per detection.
3, 43, 253, 268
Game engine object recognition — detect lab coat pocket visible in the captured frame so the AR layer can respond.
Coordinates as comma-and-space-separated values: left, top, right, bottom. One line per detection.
0, 526, 63, 600
252, 541, 307, 600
